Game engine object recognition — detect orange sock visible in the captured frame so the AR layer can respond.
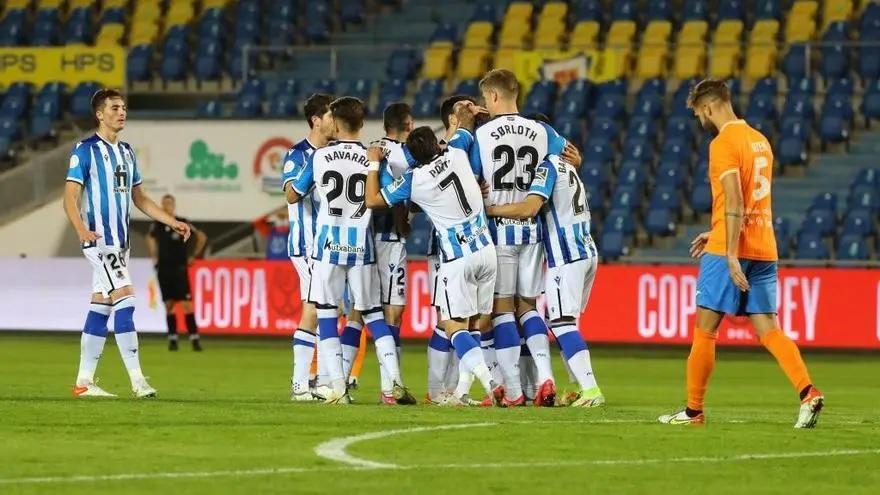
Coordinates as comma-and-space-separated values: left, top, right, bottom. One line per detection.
309, 349, 318, 377
351, 330, 368, 379
686, 328, 717, 411
760, 329, 812, 394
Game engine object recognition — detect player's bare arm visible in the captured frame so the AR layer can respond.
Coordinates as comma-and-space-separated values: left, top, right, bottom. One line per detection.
561, 142, 582, 168
190, 226, 208, 264
720, 170, 749, 291
132, 185, 191, 242
452, 100, 487, 133
284, 182, 304, 204
486, 195, 544, 219
689, 231, 711, 258
364, 145, 389, 209
62, 181, 100, 244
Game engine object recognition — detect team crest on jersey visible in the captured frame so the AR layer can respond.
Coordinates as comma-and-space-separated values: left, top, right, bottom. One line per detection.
282, 160, 294, 174
388, 175, 406, 191
69, 155, 79, 169
116, 270, 124, 279
533, 166, 548, 186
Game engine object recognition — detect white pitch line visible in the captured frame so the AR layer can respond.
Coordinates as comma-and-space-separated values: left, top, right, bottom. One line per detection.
1, 449, 878, 485
313, 422, 495, 468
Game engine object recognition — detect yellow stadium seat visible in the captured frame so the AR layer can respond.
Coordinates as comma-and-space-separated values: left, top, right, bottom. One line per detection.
494, 48, 519, 71
607, 20, 636, 45
457, 48, 491, 79
709, 46, 740, 79
130, 20, 159, 45
714, 20, 744, 44
569, 21, 600, 50
679, 21, 709, 44
202, 0, 231, 8
96, 23, 125, 46
823, 0, 854, 28
644, 21, 672, 43
463, 21, 494, 48
745, 45, 777, 80
791, 0, 819, 19
133, 2, 161, 20
36, 0, 65, 9
504, 2, 534, 23
422, 45, 453, 79
636, 46, 668, 79
6, 0, 32, 9
534, 20, 566, 49
68, 0, 97, 9
750, 19, 779, 44
673, 46, 706, 79
539, 1, 568, 22
103, 0, 129, 9
786, 15, 816, 41
499, 20, 531, 48
167, 3, 195, 25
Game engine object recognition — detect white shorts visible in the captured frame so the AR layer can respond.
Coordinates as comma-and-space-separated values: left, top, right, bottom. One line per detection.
545, 257, 598, 321
427, 255, 441, 307
494, 243, 545, 298
290, 256, 312, 301
437, 247, 497, 321
308, 261, 381, 311
83, 246, 132, 297
375, 240, 407, 306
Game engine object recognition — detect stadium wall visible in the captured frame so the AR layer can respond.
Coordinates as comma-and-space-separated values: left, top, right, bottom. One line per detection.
2, 258, 878, 350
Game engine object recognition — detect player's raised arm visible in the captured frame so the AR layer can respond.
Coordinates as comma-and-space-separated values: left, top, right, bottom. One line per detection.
132, 185, 191, 242
287, 152, 315, 204
486, 159, 555, 219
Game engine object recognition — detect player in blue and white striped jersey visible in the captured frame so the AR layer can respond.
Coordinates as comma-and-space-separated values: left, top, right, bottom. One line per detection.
280, 93, 335, 401
366, 126, 504, 406
470, 69, 567, 407
287, 96, 414, 405
63, 89, 191, 399
486, 154, 605, 407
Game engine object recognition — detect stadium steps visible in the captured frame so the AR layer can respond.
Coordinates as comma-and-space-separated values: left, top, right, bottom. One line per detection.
632, 129, 880, 259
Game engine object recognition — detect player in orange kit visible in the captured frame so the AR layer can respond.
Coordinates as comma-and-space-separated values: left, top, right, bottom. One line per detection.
658, 79, 824, 428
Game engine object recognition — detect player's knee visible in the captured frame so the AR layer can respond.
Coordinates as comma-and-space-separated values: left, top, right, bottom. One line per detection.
515, 297, 537, 315
164, 300, 176, 313
181, 300, 194, 314
493, 296, 515, 313
384, 305, 404, 327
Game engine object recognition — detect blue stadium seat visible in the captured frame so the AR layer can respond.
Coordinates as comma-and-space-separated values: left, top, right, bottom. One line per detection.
583, 139, 614, 168
310, 78, 336, 95
849, 185, 880, 212
524, 80, 558, 117
196, 100, 224, 119
852, 168, 880, 190
822, 93, 855, 121
858, 47, 880, 82
127, 45, 153, 82
665, 117, 694, 143
554, 117, 585, 145
841, 209, 876, 237
268, 94, 298, 118
305, 21, 330, 43
683, 0, 708, 20
589, 118, 621, 143
745, 93, 777, 122
673, 78, 697, 108
788, 77, 815, 96
611, 0, 636, 20
70, 82, 100, 118
774, 216, 791, 240
626, 117, 658, 144
655, 162, 687, 189
0, 94, 28, 120
795, 232, 830, 259
781, 118, 810, 142
690, 181, 712, 213
809, 192, 838, 214
594, 95, 626, 121
820, 45, 849, 81
29, 115, 56, 140
160, 52, 188, 82
599, 231, 627, 259
645, 208, 676, 236
0, 117, 21, 141
471, 2, 496, 22
340, 0, 366, 25
597, 79, 627, 98
660, 139, 691, 167
632, 96, 663, 121
455, 79, 479, 97
862, 80, 880, 122
778, 136, 808, 165
650, 186, 682, 213
617, 162, 648, 189
430, 23, 457, 44
620, 138, 651, 165
233, 94, 262, 118
344, 79, 373, 102
837, 235, 869, 260
748, 118, 777, 143
828, 78, 855, 96
781, 95, 814, 128
574, 0, 602, 21
99, 7, 125, 25
800, 209, 836, 237
718, 0, 745, 20
756, 0, 780, 19
65, 8, 92, 44
603, 209, 636, 237
647, 0, 671, 20
199, 21, 224, 43
580, 161, 611, 194
586, 189, 604, 215
195, 42, 223, 82
610, 185, 642, 212
556, 98, 586, 119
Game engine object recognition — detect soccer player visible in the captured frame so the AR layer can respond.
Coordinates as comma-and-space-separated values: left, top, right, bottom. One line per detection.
287, 96, 415, 405
485, 154, 604, 407
343, 102, 414, 404
145, 194, 207, 351
64, 88, 191, 398
471, 69, 566, 406
365, 126, 504, 407
658, 79, 824, 428
281, 93, 335, 401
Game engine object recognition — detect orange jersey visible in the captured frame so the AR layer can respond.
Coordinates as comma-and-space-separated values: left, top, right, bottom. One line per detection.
704, 120, 778, 261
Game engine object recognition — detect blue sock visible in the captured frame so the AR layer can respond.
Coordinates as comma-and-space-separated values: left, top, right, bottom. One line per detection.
555, 325, 588, 360
429, 328, 451, 352
83, 302, 111, 337
340, 322, 362, 347
520, 312, 547, 340
113, 297, 136, 334
451, 330, 480, 359
389, 325, 401, 348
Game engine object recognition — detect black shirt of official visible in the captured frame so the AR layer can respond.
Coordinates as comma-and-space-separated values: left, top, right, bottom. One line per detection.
150, 217, 191, 268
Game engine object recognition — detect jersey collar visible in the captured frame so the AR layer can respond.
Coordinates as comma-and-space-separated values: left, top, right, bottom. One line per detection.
719, 119, 747, 133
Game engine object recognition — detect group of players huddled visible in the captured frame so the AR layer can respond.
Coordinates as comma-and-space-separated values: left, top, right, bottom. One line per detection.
64, 72, 825, 427
281, 69, 604, 407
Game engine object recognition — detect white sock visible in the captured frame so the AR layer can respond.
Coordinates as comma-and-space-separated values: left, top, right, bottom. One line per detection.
427, 328, 451, 399
561, 346, 576, 383
114, 331, 144, 382
373, 334, 401, 388
552, 323, 599, 390
460, 347, 493, 394
519, 347, 537, 400
568, 349, 598, 390
292, 329, 316, 392
77, 333, 106, 385
521, 311, 554, 383
478, 331, 503, 386
453, 358, 475, 398
318, 337, 346, 395
493, 314, 523, 400
444, 351, 460, 392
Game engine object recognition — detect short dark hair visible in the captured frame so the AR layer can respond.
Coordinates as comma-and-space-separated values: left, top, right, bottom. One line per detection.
91, 88, 125, 115
479, 69, 519, 98
406, 126, 440, 165
330, 96, 365, 132
686, 79, 731, 109
303, 93, 333, 128
440, 95, 477, 129
525, 113, 551, 125
383, 102, 412, 134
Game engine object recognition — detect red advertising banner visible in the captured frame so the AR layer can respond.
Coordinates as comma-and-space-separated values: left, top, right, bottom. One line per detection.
190, 260, 880, 349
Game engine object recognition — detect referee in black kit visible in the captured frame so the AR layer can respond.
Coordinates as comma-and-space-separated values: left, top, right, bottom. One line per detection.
146, 194, 208, 351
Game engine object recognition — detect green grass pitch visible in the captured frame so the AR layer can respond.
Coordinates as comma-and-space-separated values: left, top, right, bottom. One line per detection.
0, 333, 878, 494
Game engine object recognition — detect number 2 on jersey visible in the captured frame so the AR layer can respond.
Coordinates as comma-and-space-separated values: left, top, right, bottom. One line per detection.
492, 145, 539, 191
322, 171, 367, 218
752, 156, 770, 201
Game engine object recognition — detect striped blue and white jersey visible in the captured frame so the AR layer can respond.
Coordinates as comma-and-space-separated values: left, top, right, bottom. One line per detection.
382, 147, 492, 263
65, 133, 142, 250
471, 114, 566, 246
528, 156, 597, 268
292, 140, 375, 266
424, 128, 476, 257
372, 138, 415, 243
281, 138, 318, 258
